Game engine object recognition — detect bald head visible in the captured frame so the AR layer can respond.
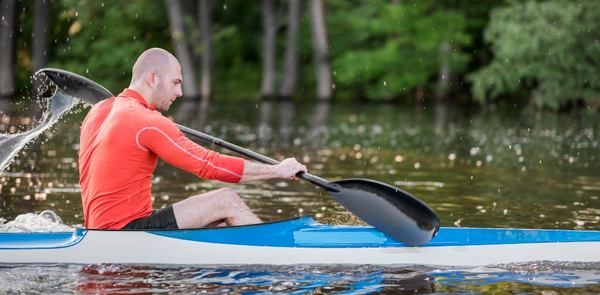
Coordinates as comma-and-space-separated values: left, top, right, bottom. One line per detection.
131, 48, 179, 84
128, 48, 183, 112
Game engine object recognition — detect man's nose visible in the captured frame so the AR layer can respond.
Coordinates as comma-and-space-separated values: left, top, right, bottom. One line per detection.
176, 85, 183, 97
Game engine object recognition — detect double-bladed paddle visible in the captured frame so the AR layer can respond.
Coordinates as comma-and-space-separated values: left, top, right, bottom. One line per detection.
37, 68, 440, 246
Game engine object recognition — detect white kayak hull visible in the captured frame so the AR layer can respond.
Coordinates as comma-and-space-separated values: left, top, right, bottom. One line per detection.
1, 216, 599, 266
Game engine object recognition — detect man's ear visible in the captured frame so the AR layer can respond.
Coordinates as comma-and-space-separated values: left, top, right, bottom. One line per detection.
146, 71, 159, 88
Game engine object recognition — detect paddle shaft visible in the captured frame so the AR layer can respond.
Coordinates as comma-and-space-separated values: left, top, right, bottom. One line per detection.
177, 125, 339, 192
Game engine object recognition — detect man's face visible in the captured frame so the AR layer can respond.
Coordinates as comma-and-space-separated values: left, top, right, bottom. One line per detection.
152, 62, 183, 112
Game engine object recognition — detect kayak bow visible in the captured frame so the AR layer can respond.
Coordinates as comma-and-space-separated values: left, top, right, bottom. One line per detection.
1, 216, 599, 266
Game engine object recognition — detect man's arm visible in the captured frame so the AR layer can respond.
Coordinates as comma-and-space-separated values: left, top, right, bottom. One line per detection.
139, 115, 307, 183
240, 158, 307, 182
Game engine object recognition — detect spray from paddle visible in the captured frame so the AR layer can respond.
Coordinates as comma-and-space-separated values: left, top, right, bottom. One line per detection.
0, 73, 79, 232
0, 74, 79, 174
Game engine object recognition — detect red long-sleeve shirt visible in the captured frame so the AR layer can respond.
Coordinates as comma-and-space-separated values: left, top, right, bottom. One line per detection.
79, 89, 245, 229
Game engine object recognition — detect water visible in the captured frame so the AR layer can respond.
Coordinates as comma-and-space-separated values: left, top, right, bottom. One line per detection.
1, 264, 599, 293
1, 94, 599, 292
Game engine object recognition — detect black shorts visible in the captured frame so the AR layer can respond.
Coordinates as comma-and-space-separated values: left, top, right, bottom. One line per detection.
122, 205, 179, 230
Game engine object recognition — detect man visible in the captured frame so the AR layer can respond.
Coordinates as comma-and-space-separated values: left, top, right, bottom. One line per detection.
79, 48, 307, 229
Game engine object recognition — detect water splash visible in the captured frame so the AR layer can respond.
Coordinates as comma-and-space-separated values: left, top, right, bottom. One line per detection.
0, 91, 78, 174
0, 210, 73, 232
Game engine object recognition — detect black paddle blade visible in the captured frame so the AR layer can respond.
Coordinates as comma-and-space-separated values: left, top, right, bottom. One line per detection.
37, 68, 113, 104
329, 179, 440, 246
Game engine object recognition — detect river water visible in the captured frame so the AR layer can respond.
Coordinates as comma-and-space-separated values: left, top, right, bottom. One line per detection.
0, 95, 599, 293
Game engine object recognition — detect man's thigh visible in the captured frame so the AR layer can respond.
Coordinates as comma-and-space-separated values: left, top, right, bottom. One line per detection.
171, 188, 236, 228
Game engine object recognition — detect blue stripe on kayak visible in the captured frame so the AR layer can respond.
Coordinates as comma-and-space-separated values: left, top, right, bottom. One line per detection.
147, 216, 600, 248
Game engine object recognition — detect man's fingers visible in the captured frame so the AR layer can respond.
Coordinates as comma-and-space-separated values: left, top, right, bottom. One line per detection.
278, 157, 308, 179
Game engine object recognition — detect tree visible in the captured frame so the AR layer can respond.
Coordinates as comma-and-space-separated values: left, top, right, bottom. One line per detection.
166, 0, 200, 99
0, 0, 18, 97
32, 0, 51, 96
309, 0, 332, 101
279, 0, 302, 99
260, 0, 276, 99
469, 0, 600, 109
198, 0, 212, 103
32, 0, 50, 72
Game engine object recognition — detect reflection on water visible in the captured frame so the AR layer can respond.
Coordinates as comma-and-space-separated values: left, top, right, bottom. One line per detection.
0, 263, 599, 293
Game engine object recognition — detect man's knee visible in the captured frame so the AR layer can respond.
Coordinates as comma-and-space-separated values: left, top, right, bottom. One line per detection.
215, 188, 248, 211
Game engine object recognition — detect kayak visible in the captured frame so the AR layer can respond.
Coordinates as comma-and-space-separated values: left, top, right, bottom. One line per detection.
1, 216, 599, 266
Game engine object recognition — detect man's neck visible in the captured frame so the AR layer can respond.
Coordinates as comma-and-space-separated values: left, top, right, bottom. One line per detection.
128, 85, 153, 106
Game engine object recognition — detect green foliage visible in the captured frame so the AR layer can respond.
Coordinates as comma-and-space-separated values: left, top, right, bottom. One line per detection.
11, 0, 480, 103
328, 0, 470, 101
11, 0, 596, 111
469, 0, 600, 109
51, 0, 170, 92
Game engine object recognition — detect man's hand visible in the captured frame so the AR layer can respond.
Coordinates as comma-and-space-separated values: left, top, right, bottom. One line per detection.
240, 158, 308, 182
275, 158, 308, 179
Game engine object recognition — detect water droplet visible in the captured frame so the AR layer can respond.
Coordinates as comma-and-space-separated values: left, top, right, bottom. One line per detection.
34, 192, 47, 201
448, 153, 456, 161
469, 147, 480, 156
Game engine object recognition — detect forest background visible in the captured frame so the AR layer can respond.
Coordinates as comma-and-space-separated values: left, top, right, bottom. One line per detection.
0, 0, 598, 112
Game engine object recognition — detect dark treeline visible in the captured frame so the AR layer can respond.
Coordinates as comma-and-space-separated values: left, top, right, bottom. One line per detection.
0, 0, 598, 111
